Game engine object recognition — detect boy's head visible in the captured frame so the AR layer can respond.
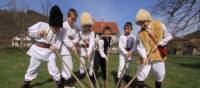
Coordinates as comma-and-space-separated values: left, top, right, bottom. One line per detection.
136, 9, 151, 29
67, 8, 78, 26
80, 12, 93, 32
124, 22, 133, 35
49, 5, 63, 33
103, 26, 112, 37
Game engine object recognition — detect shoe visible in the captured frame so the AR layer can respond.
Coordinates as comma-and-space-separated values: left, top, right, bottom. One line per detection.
23, 81, 31, 88
56, 80, 64, 88
64, 78, 75, 86
155, 81, 161, 88
78, 72, 85, 80
89, 76, 96, 87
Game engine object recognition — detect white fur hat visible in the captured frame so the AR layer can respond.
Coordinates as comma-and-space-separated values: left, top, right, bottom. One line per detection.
80, 12, 93, 26
136, 9, 152, 22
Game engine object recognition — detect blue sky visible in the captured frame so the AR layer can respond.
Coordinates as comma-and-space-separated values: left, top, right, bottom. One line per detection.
1, 0, 159, 35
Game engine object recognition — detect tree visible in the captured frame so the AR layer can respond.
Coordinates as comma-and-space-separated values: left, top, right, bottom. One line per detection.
153, 0, 200, 36
40, 0, 52, 16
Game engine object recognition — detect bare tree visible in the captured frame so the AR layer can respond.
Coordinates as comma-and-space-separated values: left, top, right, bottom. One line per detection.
153, 0, 200, 36
40, 0, 52, 16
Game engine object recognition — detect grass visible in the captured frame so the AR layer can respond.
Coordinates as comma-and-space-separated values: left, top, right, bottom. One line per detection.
0, 47, 200, 88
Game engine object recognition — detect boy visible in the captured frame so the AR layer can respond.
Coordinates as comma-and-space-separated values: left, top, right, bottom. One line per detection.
23, 5, 63, 88
117, 22, 137, 87
136, 9, 172, 88
60, 8, 79, 86
78, 12, 95, 81
94, 26, 112, 87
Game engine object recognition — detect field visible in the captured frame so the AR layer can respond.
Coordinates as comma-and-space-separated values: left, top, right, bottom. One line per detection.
0, 47, 200, 88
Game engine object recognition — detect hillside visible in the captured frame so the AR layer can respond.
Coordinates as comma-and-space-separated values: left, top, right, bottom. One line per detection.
0, 9, 48, 46
0, 9, 48, 38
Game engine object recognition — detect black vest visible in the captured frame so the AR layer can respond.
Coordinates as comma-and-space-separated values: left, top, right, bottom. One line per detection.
102, 37, 111, 54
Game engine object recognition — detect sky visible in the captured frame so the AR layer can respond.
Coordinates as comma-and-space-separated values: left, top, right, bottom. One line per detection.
0, 0, 159, 35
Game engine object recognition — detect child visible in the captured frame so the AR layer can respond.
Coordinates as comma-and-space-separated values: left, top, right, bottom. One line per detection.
78, 12, 95, 81
94, 26, 112, 87
136, 9, 172, 88
23, 5, 63, 88
60, 8, 79, 86
117, 22, 137, 87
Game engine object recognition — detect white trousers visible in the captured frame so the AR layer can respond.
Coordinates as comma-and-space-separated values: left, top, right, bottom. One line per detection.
79, 56, 94, 76
61, 55, 73, 80
117, 54, 132, 78
137, 61, 165, 82
25, 57, 61, 81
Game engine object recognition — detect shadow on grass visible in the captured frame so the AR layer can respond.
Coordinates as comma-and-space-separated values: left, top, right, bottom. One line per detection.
111, 71, 138, 88
31, 78, 53, 87
111, 71, 118, 85
175, 63, 200, 70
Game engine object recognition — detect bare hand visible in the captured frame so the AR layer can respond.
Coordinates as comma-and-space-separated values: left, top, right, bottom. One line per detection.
37, 30, 47, 37
71, 46, 77, 53
125, 51, 132, 60
50, 46, 58, 53
152, 45, 158, 53
143, 57, 149, 64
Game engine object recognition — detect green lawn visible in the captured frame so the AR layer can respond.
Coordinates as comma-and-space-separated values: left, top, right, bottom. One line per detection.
0, 47, 200, 88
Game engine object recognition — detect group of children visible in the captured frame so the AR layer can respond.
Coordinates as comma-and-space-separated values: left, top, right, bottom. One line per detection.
22, 5, 172, 88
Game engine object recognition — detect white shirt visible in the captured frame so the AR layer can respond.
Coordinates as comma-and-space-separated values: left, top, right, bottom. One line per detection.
119, 33, 137, 56
27, 22, 60, 61
79, 31, 95, 57
60, 21, 79, 55
137, 23, 173, 58
97, 39, 107, 59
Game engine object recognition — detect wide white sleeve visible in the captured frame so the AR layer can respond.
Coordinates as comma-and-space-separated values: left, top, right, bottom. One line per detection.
28, 22, 45, 39
158, 24, 173, 46
118, 36, 128, 55
99, 40, 107, 58
72, 32, 80, 44
51, 30, 62, 50
137, 37, 147, 59
62, 28, 74, 48
88, 32, 95, 55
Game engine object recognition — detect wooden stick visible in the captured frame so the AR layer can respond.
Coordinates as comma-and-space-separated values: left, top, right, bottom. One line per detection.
105, 54, 109, 88
73, 50, 94, 88
43, 33, 85, 88
83, 47, 99, 88
56, 53, 85, 88
115, 60, 128, 88
124, 45, 157, 88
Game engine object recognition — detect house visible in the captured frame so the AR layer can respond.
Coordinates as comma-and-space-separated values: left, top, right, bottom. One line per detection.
92, 20, 120, 53
10, 32, 33, 48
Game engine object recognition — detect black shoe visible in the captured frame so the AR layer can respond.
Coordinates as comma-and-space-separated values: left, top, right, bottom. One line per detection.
78, 72, 85, 80
155, 81, 161, 88
23, 81, 31, 88
123, 75, 132, 83
89, 76, 96, 87
64, 77, 75, 86
56, 80, 63, 88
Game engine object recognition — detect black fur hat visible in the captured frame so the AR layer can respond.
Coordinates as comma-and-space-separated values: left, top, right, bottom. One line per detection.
49, 5, 63, 27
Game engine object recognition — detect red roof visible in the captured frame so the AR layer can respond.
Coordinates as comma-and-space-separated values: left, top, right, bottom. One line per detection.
92, 21, 119, 34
